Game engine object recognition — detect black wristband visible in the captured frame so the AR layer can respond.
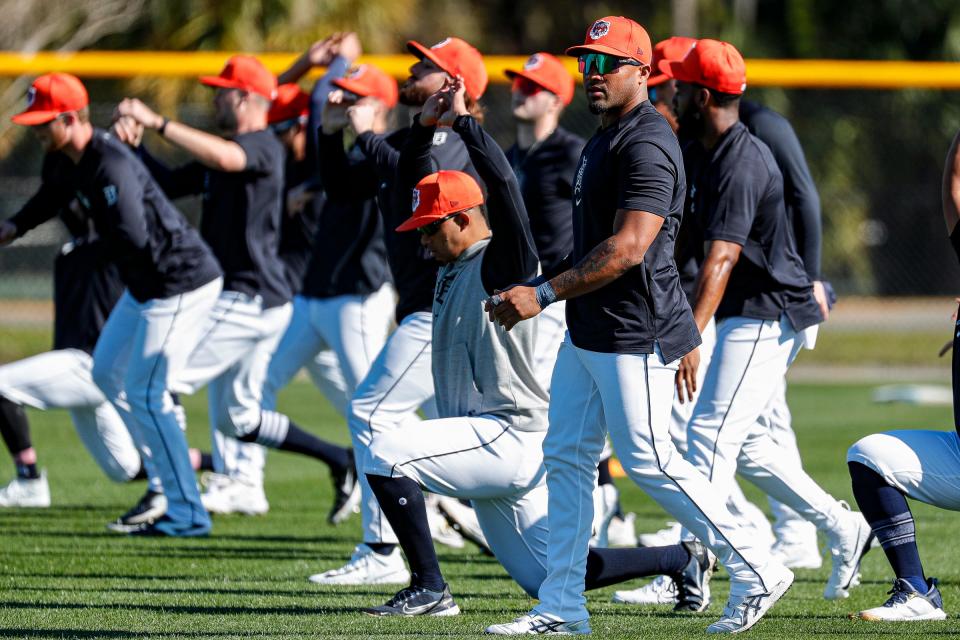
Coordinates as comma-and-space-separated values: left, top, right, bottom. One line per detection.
157, 117, 169, 136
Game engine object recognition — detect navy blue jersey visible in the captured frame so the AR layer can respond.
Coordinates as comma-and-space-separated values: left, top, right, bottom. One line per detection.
566, 102, 699, 361
300, 130, 391, 299
683, 122, 822, 331
11, 130, 221, 303
506, 127, 584, 277
141, 129, 291, 308
53, 237, 124, 354
356, 124, 481, 323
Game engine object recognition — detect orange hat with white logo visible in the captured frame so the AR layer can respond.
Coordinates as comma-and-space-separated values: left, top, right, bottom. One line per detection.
504, 52, 575, 105
649, 37, 697, 87
396, 170, 485, 232
659, 39, 747, 95
268, 83, 310, 124
565, 16, 652, 66
332, 64, 399, 108
407, 37, 488, 100
200, 55, 278, 100
11, 73, 88, 125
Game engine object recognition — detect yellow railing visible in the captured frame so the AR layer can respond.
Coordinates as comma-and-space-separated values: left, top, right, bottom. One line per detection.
0, 51, 959, 89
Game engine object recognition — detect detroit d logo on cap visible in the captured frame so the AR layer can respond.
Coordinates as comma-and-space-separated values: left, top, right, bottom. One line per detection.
411, 188, 420, 213
589, 20, 610, 40
524, 54, 543, 71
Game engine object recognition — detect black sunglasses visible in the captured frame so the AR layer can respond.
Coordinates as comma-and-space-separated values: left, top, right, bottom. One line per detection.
418, 212, 462, 236
578, 53, 643, 76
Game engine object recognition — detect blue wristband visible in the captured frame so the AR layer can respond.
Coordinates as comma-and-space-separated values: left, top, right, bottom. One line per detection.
535, 281, 557, 310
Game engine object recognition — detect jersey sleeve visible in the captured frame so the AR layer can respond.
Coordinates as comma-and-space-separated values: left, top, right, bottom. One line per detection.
617, 139, 679, 217
236, 133, 274, 174
355, 131, 402, 182
702, 160, 765, 246
95, 160, 150, 251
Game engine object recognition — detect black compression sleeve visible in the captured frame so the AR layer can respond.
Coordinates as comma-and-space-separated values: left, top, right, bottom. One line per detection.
0, 395, 30, 455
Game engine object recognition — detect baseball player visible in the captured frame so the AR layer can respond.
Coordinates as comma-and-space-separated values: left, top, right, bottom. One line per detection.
660, 39, 872, 600
358, 78, 717, 621
4, 72, 225, 536
488, 18, 795, 635
307, 35, 492, 585
841, 129, 960, 622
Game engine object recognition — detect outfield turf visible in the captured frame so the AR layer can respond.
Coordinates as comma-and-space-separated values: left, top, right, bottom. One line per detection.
1, 380, 959, 639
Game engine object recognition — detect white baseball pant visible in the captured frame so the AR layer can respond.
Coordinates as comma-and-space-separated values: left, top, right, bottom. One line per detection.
534, 301, 567, 392
535, 336, 781, 622
685, 316, 848, 539
0, 349, 140, 482
349, 310, 436, 545
848, 429, 960, 510
92, 278, 222, 528
366, 413, 550, 597
170, 291, 293, 487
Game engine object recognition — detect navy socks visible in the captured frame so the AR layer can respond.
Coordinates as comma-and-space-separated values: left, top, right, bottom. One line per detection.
585, 544, 690, 590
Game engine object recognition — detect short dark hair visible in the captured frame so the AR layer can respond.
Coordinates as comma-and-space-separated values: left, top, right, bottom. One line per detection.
706, 87, 741, 107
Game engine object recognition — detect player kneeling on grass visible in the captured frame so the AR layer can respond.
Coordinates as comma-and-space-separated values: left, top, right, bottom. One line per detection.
843, 130, 960, 623
359, 77, 716, 624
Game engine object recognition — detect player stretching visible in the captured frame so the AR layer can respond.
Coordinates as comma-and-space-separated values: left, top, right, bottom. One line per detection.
489, 17, 792, 634
842, 129, 960, 622
5, 73, 224, 536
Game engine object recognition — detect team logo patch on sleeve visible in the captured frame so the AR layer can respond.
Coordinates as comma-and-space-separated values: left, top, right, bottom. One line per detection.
103, 185, 118, 206
589, 20, 610, 40
432, 131, 448, 146
412, 188, 420, 213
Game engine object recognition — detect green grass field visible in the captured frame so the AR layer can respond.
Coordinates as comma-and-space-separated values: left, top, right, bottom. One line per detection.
2, 380, 960, 639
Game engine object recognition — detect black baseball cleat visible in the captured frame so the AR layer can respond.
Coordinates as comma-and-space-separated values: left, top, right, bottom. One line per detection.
363, 583, 461, 617
106, 489, 167, 533
672, 540, 717, 613
127, 515, 211, 538
328, 449, 361, 525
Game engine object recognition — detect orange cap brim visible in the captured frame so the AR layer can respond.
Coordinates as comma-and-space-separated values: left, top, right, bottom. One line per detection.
503, 69, 571, 105
407, 41, 453, 78
10, 110, 60, 125
395, 214, 437, 233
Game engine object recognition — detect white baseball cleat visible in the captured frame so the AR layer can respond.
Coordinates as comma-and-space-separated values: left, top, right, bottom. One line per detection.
485, 611, 591, 635
606, 512, 638, 547
771, 539, 823, 570
612, 574, 678, 605
200, 473, 269, 516
854, 578, 947, 622
638, 521, 682, 547
706, 566, 794, 634
824, 509, 873, 600
309, 543, 411, 585
0, 471, 50, 508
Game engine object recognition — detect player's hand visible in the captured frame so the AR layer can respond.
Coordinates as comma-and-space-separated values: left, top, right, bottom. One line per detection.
813, 280, 830, 321
346, 100, 377, 135
675, 347, 700, 404
322, 89, 351, 134
419, 88, 449, 127
114, 98, 164, 130
0, 220, 17, 246
111, 115, 144, 148
306, 35, 338, 67
336, 32, 363, 64
486, 285, 542, 331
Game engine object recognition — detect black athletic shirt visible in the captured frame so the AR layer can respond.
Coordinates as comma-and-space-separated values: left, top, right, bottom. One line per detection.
682, 122, 823, 331
141, 129, 291, 308
278, 155, 324, 294
506, 127, 584, 277
11, 130, 221, 303
355, 123, 481, 323
302, 130, 391, 299
566, 101, 699, 361
53, 237, 124, 354
740, 101, 822, 281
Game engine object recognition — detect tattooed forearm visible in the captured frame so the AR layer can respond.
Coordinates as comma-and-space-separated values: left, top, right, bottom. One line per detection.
550, 236, 640, 301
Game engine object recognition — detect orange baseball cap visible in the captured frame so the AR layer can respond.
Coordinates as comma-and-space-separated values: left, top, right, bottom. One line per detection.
649, 37, 697, 87
660, 39, 747, 95
200, 55, 278, 100
407, 37, 488, 100
11, 73, 88, 125
268, 83, 310, 124
565, 16, 652, 66
504, 52, 575, 105
396, 170, 485, 232
332, 64, 399, 108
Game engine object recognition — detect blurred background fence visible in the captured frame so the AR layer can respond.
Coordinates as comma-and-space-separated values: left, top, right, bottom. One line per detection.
2, 0, 960, 374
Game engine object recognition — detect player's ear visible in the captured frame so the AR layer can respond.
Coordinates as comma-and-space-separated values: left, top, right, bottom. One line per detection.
695, 86, 711, 110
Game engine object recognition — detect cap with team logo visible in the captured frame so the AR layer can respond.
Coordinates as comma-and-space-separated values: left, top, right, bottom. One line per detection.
504, 52, 575, 105
268, 83, 310, 124
395, 170, 485, 232
11, 73, 89, 125
200, 55, 278, 100
407, 37, 488, 100
565, 16, 652, 66
332, 64, 399, 108
659, 39, 747, 95
649, 36, 697, 87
